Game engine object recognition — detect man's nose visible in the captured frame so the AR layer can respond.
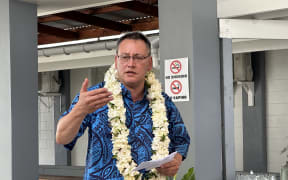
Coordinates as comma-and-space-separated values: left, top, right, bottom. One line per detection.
127, 57, 136, 66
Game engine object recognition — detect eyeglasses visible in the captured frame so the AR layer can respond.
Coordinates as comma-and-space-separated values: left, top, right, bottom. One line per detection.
117, 54, 150, 63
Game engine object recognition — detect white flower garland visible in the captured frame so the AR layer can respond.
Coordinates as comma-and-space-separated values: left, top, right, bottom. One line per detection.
104, 64, 170, 180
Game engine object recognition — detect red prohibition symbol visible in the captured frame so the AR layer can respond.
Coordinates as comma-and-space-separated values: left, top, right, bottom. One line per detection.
170, 80, 182, 94
170, 60, 182, 74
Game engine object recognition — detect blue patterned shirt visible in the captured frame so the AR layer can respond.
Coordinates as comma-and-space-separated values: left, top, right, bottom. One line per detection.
62, 82, 190, 180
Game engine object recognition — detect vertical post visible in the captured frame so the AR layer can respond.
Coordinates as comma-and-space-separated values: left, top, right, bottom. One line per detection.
243, 52, 267, 172
55, 70, 71, 166
0, 0, 38, 179
221, 39, 236, 180
159, 0, 223, 179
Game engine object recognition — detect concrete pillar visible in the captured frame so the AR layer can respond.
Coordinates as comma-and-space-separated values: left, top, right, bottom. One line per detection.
221, 39, 236, 180
243, 52, 267, 172
0, 0, 38, 179
159, 0, 223, 179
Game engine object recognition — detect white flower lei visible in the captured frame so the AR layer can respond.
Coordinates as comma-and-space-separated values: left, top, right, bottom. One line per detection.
104, 64, 170, 180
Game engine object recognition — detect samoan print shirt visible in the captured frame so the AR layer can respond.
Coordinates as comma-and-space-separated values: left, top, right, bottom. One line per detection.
62, 82, 190, 180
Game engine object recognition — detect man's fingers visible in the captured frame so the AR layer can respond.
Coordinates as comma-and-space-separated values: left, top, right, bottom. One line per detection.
156, 166, 178, 177
88, 91, 113, 103
80, 78, 89, 93
157, 154, 182, 177
94, 102, 110, 110
161, 161, 177, 168
161, 153, 182, 168
87, 88, 111, 96
91, 96, 113, 107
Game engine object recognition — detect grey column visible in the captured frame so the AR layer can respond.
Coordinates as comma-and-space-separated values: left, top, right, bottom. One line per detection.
159, 0, 222, 179
221, 39, 236, 180
55, 70, 71, 166
243, 52, 267, 172
0, 0, 38, 179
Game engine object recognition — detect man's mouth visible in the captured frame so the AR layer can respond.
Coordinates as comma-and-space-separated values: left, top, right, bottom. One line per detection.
126, 71, 136, 75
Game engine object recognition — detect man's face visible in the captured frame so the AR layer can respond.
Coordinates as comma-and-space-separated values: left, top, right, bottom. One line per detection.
115, 39, 152, 89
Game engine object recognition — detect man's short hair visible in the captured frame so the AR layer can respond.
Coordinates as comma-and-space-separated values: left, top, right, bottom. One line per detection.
116, 31, 151, 56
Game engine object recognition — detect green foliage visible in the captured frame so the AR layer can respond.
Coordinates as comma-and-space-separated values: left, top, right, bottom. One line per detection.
134, 174, 141, 180
144, 81, 151, 89
110, 116, 120, 121
143, 172, 157, 179
108, 102, 115, 108
161, 135, 166, 142
181, 168, 195, 180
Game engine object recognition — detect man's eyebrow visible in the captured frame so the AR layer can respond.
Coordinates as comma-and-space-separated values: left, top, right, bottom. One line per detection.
119, 53, 144, 56
118, 53, 130, 55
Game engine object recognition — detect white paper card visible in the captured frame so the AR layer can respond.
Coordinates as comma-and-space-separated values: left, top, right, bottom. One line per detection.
133, 152, 178, 171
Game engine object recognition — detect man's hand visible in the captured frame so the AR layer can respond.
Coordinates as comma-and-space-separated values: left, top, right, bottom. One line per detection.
156, 153, 183, 177
56, 78, 113, 145
75, 78, 113, 114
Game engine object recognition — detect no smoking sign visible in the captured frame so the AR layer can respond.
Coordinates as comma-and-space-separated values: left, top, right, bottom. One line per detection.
170, 60, 182, 74
165, 57, 189, 102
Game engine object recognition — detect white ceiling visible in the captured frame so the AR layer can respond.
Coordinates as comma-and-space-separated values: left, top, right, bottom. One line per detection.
19, 0, 131, 16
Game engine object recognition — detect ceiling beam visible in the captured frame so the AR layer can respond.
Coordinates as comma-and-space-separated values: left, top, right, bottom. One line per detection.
253, 9, 288, 20
218, 0, 288, 18
38, 0, 158, 23
232, 39, 288, 54
115, 1, 158, 17
137, 0, 158, 5
38, 16, 63, 23
38, 17, 158, 45
86, 6, 125, 14
38, 34, 72, 45
219, 19, 288, 39
78, 17, 158, 39
38, 24, 79, 39
38, 6, 125, 23
132, 17, 158, 30
55, 11, 132, 32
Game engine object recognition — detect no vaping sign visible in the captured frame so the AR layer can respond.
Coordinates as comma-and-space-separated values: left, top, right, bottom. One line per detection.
165, 57, 189, 102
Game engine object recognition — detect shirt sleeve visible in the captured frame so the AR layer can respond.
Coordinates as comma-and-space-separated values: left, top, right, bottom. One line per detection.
59, 93, 91, 151
60, 82, 104, 151
163, 93, 191, 160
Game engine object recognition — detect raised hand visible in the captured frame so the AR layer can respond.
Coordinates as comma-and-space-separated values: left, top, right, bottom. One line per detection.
76, 78, 113, 114
56, 78, 113, 145
156, 153, 183, 177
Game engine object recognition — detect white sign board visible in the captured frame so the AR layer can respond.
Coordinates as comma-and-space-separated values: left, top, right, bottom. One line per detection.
164, 57, 189, 102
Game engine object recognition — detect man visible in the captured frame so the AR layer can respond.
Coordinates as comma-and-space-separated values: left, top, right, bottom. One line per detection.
56, 32, 190, 179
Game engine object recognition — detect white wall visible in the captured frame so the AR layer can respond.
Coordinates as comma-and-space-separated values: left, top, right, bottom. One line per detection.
234, 50, 288, 173
70, 68, 91, 166
266, 50, 288, 172
38, 96, 55, 165
37, 66, 110, 166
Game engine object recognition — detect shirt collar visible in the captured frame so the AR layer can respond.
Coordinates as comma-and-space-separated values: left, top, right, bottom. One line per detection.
121, 83, 148, 101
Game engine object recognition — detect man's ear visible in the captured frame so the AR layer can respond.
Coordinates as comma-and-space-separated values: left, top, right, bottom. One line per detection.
148, 56, 153, 71
114, 55, 118, 68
